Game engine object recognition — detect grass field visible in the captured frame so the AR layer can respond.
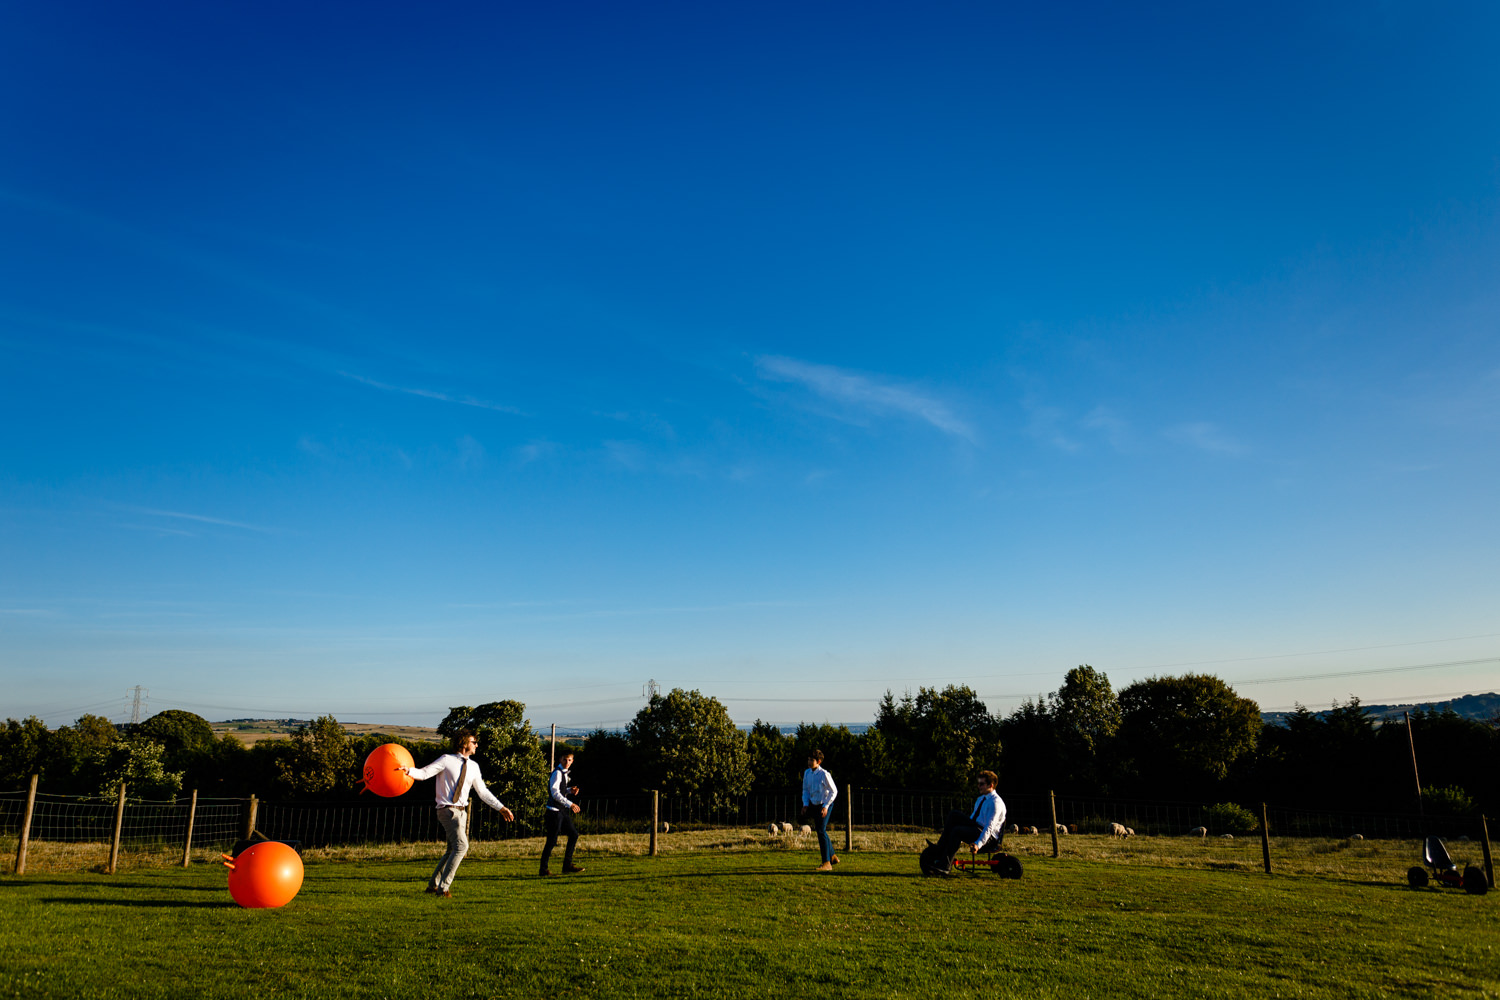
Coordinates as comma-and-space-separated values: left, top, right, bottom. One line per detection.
1, 835, 1496, 999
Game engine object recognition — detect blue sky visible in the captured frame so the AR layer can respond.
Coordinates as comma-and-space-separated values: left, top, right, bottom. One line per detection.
3, 1, 1498, 730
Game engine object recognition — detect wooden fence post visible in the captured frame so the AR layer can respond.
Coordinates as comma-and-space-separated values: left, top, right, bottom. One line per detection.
107, 782, 127, 875
1048, 791, 1060, 859
1260, 803, 1272, 874
845, 784, 853, 853
1481, 814, 1494, 889
243, 794, 259, 841
650, 791, 659, 857
181, 789, 198, 867
14, 774, 38, 875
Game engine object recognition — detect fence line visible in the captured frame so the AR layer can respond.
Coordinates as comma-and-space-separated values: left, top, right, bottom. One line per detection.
2, 784, 1488, 874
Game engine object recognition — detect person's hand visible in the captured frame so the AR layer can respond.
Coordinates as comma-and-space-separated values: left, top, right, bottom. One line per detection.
819, 807, 827, 818
969, 843, 979, 856
571, 803, 581, 814
569, 786, 580, 796
500, 807, 514, 822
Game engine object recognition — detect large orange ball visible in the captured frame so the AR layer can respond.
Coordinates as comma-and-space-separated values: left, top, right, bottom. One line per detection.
227, 841, 304, 909
362, 743, 416, 797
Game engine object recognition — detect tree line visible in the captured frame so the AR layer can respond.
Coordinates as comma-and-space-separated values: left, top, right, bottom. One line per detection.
3, 667, 1495, 819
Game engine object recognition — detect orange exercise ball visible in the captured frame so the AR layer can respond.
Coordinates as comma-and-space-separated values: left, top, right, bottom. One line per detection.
223, 841, 304, 909
362, 742, 415, 797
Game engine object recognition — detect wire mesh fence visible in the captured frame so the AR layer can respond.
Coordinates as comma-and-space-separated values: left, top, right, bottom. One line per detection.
1, 784, 1490, 874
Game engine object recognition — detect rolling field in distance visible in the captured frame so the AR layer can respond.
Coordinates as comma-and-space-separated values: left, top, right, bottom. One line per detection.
2, 834, 1496, 999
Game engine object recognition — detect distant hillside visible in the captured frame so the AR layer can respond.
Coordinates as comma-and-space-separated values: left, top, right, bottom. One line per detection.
1262, 692, 1500, 727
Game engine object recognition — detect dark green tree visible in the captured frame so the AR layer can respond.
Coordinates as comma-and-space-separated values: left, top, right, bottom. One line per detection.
47, 715, 118, 792
438, 701, 549, 824
789, 722, 865, 789
1050, 665, 1120, 793
0, 717, 52, 789
1116, 674, 1261, 797
995, 698, 1060, 795
272, 715, 357, 799
96, 739, 183, 799
577, 729, 636, 794
746, 720, 792, 791
870, 685, 1001, 791
626, 689, 751, 810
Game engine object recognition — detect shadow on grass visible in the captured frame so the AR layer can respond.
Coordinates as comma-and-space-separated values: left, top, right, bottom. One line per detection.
42, 897, 238, 909
2, 879, 224, 892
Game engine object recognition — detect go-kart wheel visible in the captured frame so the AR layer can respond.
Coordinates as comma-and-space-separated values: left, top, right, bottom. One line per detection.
994, 854, 1022, 879
1463, 866, 1489, 895
1407, 865, 1429, 888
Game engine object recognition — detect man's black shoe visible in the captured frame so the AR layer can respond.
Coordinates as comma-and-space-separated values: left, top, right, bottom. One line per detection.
562, 864, 586, 874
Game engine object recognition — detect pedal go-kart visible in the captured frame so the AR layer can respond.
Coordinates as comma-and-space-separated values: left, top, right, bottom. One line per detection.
1406, 835, 1488, 895
920, 835, 1022, 879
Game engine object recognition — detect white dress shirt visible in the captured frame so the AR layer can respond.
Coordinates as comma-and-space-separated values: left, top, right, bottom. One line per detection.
801, 766, 838, 809
968, 790, 1007, 848
407, 753, 506, 811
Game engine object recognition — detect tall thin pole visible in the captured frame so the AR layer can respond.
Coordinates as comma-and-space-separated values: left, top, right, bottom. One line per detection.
844, 784, 853, 853
1259, 803, 1272, 874
107, 782, 127, 875
1481, 815, 1494, 890
550, 724, 556, 768
14, 774, 38, 875
1405, 711, 1423, 817
180, 789, 198, 867
1048, 791, 1060, 859
650, 790, 659, 857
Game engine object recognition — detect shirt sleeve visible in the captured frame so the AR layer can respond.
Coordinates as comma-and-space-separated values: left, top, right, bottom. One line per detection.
821, 772, 837, 808
408, 758, 447, 781
800, 770, 810, 807
467, 763, 506, 812
549, 768, 574, 809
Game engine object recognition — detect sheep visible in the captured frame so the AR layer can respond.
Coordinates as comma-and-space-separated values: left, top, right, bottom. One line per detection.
662, 822, 670, 834
1007, 823, 1019, 834
1125, 827, 1135, 837
1055, 823, 1068, 835
1220, 833, 1234, 840
1349, 833, 1363, 841
1068, 823, 1078, 834
781, 822, 794, 833
1110, 822, 1128, 838
799, 824, 812, 834
768, 823, 779, 835
1188, 826, 1207, 838
1020, 825, 1037, 835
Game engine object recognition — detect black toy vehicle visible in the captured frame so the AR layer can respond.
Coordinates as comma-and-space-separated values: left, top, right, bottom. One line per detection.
1406, 835, 1488, 895
920, 835, 1022, 879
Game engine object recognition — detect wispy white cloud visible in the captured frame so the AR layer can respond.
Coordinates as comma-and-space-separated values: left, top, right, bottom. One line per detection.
1022, 399, 1080, 452
339, 371, 524, 415
754, 355, 976, 442
1080, 405, 1131, 451
127, 507, 277, 533
1164, 421, 1246, 455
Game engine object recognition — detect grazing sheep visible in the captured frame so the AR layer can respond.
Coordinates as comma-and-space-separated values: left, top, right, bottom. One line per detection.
781, 822, 794, 833
1220, 833, 1234, 840
1055, 823, 1068, 835
800, 824, 812, 834
768, 823, 779, 835
1189, 826, 1207, 838
1125, 827, 1135, 837
1008, 823, 1019, 834
1068, 823, 1078, 834
1110, 822, 1128, 838
1350, 833, 1364, 841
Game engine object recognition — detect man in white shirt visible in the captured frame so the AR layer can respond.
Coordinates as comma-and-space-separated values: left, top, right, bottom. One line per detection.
540, 750, 584, 877
401, 730, 515, 896
922, 770, 1006, 876
800, 750, 839, 872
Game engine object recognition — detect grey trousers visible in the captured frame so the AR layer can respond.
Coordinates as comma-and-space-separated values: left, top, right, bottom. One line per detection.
430, 806, 469, 890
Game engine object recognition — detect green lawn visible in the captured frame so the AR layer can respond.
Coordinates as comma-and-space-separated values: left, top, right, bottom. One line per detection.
1, 846, 1495, 999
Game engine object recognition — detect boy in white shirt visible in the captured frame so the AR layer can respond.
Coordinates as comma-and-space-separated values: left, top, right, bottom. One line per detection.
800, 750, 839, 872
